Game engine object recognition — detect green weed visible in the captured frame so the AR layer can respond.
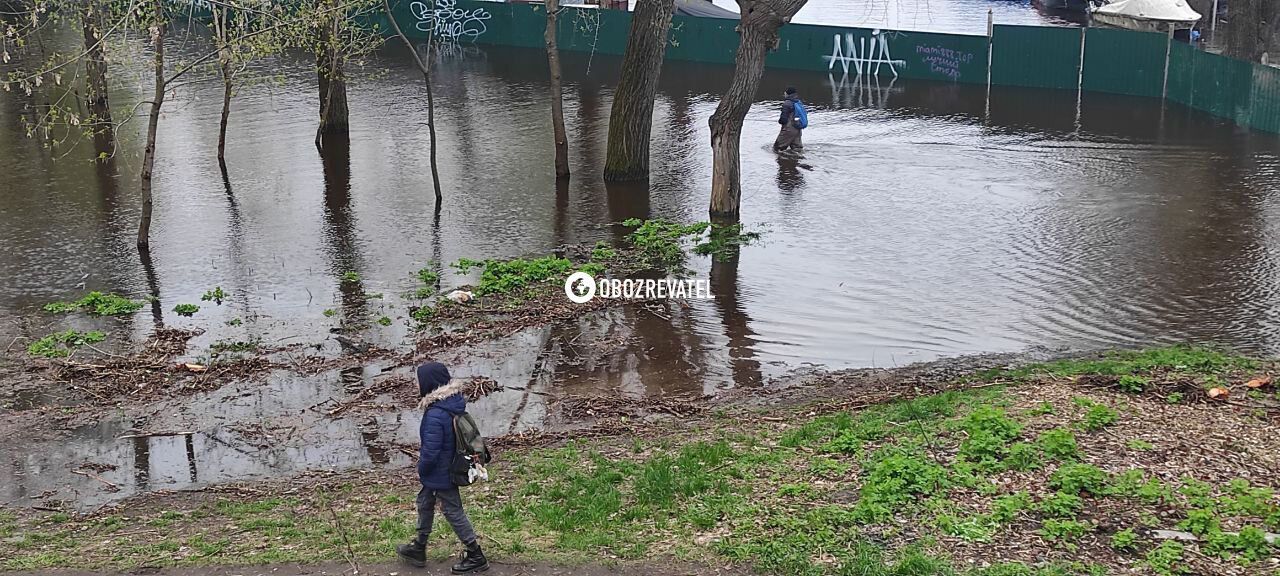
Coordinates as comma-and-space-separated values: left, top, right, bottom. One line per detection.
43, 292, 143, 316
590, 242, 617, 261
991, 491, 1032, 523
200, 286, 227, 305
1038, 518, 1091, 545
1080, 404, 1118, 431
1037, 492, 1083, 518
1145, 540, 1186, 575
1117, 374, 1148, 393
173, 303, 200, 317
621, 218, 710, 271
693, 223, 762, 262
957, 406, 1023, 468
1050, 463, 1108, 495
322, 308, 337, 318
1166, 392, 1184, 404
341, 272, 361, 284
377, 316, 392, 327
1126, 439, 1155, 451
416, 267, 439, 285
1111, 528, 1139, 551
27, 330, 106, 358
1036, 428, 1080, 461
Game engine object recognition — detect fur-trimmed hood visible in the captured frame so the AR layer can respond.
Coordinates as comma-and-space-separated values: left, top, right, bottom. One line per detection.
416, 379, 467, 411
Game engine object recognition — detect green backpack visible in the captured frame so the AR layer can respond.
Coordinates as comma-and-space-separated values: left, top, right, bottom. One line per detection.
450, 412, 492, 486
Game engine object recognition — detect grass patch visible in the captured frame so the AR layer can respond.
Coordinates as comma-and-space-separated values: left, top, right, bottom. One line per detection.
43, 291, 143, 316
27, 329, 106, 358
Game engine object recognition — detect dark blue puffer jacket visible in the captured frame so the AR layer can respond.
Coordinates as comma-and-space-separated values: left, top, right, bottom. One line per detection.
416, 362, 466, 489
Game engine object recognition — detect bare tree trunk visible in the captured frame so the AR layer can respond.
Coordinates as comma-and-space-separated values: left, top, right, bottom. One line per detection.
708, 0, 804, 225
81, 1, 111, 125
1228, 0, 1277, 62
137, 0, 165, 249
382, 0, 443, 204
214, 7, 232, 161
317, 0, 349, 141
603, 0, 675, 182
547, 0, 570, 178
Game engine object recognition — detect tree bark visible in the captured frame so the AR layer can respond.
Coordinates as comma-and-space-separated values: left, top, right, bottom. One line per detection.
137, 0, 165, 249
708, 0, 804, 225
214, 7, 233, 161
546, 0, 570, 178
1228, 0, 1277, 62
603, 0, 675, 182
382, 0, 442, 204
317, 0, 349, 140
81, 1, 111, 125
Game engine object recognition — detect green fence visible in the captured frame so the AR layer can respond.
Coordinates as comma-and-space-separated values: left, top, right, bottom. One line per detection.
370, 0, 1280, 134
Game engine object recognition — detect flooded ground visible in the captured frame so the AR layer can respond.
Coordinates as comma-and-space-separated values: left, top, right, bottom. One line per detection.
2, 6, 1280, 509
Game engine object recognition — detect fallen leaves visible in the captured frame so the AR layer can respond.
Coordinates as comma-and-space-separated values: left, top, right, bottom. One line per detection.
1245, 375, 1272, 389
1207, 387, 1230, 399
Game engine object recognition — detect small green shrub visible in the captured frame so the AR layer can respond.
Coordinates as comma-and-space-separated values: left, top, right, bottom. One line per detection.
991, 491, 1032, 523
958, 406, 1023, 467
1004, 442, 1043, 471
44, 292, 143, 316
590, 242, 617, 261
1037, 491, 1084, 518
854, 446, 949, 522
200, 286, 227, 305
322, 308, 337, 318
1126, 439, 1155, 451
693, 223, 762, 262
1050, 463, 1108, 495
173, 304, 200, 317
622, 218, 710, 271
1111, 528, 1139, 551
341, 271, 361, 283
27, 330, 107, 358
1039, 518, 1090, 544
377, 316, 393, 327
1203, 525, 1272, 561
1117, 374, 1148, 393
1080, 404, 1118, 431
1177, 508, 1219, 536
225, 318, 243, 326
1036, 428, 1080, 461
1166, 392, 1184, 404
1145, 540, 1186, 575
416, 267, 439, 285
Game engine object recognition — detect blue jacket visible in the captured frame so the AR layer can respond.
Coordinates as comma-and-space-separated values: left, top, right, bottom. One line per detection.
416, 362, 466, 489
418, 393, 466, 489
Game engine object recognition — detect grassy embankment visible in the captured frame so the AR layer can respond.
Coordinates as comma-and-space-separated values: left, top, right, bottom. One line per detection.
4, 347, 1279, 575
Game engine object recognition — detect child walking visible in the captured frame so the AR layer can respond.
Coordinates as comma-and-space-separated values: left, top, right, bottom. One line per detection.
396, 362, 489, 574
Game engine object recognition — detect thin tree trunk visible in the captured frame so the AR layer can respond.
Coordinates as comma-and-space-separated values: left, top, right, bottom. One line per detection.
382, 0, 442, 204
708, 0, 804, 224
317, 0, 349, 141
546, 0, 570, 178
137, 0, 165, 249
219, 66, 232, 160
547, 0, 570, 178
81, 1, 111, 125
214, 8, 232, 161
603, 0, 675, 182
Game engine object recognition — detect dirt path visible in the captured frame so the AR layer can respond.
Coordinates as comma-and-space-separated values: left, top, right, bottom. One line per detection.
2, 560, 735, 576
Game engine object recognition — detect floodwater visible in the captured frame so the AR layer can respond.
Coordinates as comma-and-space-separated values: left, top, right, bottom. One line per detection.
3, 4, 1280, 508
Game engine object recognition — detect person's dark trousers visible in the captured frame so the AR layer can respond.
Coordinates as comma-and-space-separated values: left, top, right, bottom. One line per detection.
417, 486, 478, 544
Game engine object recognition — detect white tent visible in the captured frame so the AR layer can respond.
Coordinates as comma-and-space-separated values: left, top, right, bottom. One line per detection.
1091, 0, 1201, 32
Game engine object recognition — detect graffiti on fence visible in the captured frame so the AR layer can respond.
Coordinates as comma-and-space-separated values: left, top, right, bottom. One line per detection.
411, 0, 492, 41
915, 45, 975, 81
823, 30, 906, 77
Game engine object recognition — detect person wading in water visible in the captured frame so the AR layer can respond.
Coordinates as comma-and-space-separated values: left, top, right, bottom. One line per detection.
773, 86, 807, 152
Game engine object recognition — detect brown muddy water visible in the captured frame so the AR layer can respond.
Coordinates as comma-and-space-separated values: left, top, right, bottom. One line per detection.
2, 24, 1280, 509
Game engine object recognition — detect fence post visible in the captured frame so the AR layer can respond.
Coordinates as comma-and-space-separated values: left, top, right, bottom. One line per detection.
985, 9, 993, 121
1162, 25, 1174, 100
1075, 26, 1086, 132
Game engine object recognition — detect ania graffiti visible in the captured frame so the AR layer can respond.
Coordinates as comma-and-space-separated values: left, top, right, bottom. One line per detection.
411, 0, 492, 41
823, 30, 907, 77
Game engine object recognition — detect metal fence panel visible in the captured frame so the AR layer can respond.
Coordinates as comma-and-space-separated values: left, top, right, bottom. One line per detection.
991, 24, 1082, 90
1082, 27, 1167, 98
